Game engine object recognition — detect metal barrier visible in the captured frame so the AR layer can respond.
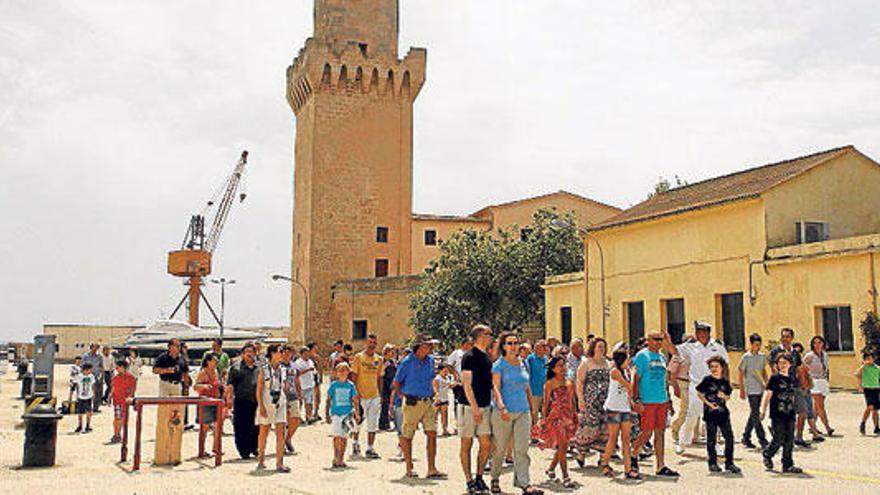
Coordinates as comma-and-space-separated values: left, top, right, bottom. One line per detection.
121, 396, 225, 471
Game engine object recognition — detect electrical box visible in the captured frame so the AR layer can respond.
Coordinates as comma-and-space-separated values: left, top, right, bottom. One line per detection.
32, 335, 56, 398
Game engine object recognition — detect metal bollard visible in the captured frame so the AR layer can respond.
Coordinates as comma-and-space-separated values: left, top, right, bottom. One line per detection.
22, 403, 63, 467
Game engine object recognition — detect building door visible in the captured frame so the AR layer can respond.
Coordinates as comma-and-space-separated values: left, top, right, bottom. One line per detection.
626, 302, 645, 351
720, 293, 745, 350
665, 298, 685, 344
560, 307, 572, 344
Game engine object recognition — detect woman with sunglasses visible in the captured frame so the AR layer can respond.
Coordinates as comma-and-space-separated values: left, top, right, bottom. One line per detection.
489, 331, 543, 495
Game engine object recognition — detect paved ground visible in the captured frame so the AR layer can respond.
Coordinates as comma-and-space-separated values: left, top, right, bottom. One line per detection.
1, 362, 879, 494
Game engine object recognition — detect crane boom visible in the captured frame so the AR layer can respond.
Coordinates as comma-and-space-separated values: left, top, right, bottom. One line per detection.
167, 149, 249, 328
205, 150, 248, 253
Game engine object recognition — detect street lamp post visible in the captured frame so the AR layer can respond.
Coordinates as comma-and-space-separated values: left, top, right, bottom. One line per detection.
209, 278, 236, 340
272, 274, 309, 343
551, 219, 607, 338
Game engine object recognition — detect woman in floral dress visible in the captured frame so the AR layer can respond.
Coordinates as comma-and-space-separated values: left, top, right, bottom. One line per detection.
532, 357, 578, 488
574, 338, 610, 465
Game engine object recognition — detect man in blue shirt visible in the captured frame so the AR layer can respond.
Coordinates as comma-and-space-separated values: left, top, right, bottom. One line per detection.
394, 334, 446, 479
525, 340, 548, 424
631, 331, 679, 478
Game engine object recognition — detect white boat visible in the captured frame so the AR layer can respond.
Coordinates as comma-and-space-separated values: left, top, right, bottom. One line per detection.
117, 320, 269, 358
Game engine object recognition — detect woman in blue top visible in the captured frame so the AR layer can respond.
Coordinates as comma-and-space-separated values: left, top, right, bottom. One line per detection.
490, 332, 543, 495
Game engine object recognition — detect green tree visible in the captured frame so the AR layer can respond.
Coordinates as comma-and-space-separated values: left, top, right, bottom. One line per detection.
860, 311, 880, 357
648, 175, 688, 199
409, 208, 583, 349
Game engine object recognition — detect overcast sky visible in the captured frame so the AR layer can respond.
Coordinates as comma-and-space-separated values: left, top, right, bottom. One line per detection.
2, 1, 879, 342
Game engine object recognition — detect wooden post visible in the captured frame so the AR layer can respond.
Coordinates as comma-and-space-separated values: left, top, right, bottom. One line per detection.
120, 402, 129, 463
134, 402, 143, 471
214, 401, 223, 467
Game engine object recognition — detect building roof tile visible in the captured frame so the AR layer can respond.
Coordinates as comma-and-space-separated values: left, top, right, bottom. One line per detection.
591, 145, 856, 231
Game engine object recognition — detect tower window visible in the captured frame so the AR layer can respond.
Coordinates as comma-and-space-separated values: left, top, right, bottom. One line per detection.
424, 230, 437, 246
375, 259, 389, 278
352, 320, 368, 340
376, 226, 388, 243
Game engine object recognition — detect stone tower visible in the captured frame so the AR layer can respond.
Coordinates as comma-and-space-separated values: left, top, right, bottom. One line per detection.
286, 0, 426, 346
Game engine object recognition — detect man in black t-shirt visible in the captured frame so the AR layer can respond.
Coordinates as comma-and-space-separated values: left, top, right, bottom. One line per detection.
152, 339, 189, 398
458, 325, 495, 495
225, 343, 260, 459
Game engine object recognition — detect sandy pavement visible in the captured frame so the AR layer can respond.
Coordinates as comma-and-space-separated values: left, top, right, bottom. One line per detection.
1, 362, 879, 494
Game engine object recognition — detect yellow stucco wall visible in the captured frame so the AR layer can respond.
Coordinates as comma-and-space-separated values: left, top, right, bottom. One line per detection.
763, 151, 880, 248
410, 217, 491, 273
545, 155, 880, 389
543, 272, 587, 343
583, 200, 766, 346
476, 193, 621, 232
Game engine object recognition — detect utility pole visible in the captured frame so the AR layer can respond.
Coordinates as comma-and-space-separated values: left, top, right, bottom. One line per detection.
210, 278, 236, 339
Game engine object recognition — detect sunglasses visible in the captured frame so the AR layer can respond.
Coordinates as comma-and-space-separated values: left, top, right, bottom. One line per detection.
649, 337, 662, 342
504, 341, 519, 346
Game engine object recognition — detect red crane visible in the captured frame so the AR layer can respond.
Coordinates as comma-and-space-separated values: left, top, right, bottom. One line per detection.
167, 151, 248, 327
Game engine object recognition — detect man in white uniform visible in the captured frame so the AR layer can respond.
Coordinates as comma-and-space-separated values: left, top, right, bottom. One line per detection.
666, 321, 729, 454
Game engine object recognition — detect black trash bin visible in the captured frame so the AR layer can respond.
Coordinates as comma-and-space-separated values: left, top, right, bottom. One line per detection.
17, 361, 28, 380
22, 403, 63, 467
20, 373, 32, 399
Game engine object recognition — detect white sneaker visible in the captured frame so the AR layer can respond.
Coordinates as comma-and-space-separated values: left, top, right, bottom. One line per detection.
674, 443, 685, 455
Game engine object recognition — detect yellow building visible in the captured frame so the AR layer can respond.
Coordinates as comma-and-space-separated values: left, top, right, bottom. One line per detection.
545, 145, 880, 388
331, 191, 621, 347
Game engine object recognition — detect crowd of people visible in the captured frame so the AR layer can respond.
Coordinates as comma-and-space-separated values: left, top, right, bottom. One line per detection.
63, 322, 880, 494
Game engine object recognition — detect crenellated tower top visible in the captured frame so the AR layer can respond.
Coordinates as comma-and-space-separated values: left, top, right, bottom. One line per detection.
287, 0, 426, 115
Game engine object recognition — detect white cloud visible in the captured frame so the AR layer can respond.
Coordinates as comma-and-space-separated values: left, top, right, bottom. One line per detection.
1, 0, 879, 340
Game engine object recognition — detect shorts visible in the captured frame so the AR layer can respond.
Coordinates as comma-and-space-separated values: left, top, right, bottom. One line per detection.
436, 400, 449, 407
331, 414, 356, 437
811, 378, 830, 396
113, 403, 127, 420
198, 405, 218, 424
456, 405, 492, 438
394, 406, 404, 436
361, 397, 382, 433
865, 388, 880, 408
795, 388, 808, 414
301, 387, 315, 405
286, 400, 301, 419
803, 391, 816, 419
255, 401, 287, 426
639, 402, 668, 431
606, 410, 633, 425
76, 399, 93, 415
402, 398, 437, 439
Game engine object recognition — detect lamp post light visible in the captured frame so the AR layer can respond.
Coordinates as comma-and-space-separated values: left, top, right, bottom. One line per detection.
271, 274, 309, 343
209, 278, 236, 340
551, 218, 608, 338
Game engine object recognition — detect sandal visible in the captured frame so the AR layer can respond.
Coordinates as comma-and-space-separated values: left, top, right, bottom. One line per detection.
545, 468, 557, 481
522, 486, 544, 495
404, 471, 419, 478
625, 470, 641, 480
600, 464, 614, 477
561, 477, 577, 488
491, 479, 501, 494
276, 465, 291, 473
426, 471, 448, 479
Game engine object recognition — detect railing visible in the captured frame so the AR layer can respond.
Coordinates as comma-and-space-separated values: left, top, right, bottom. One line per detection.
121, 396, 225, 471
